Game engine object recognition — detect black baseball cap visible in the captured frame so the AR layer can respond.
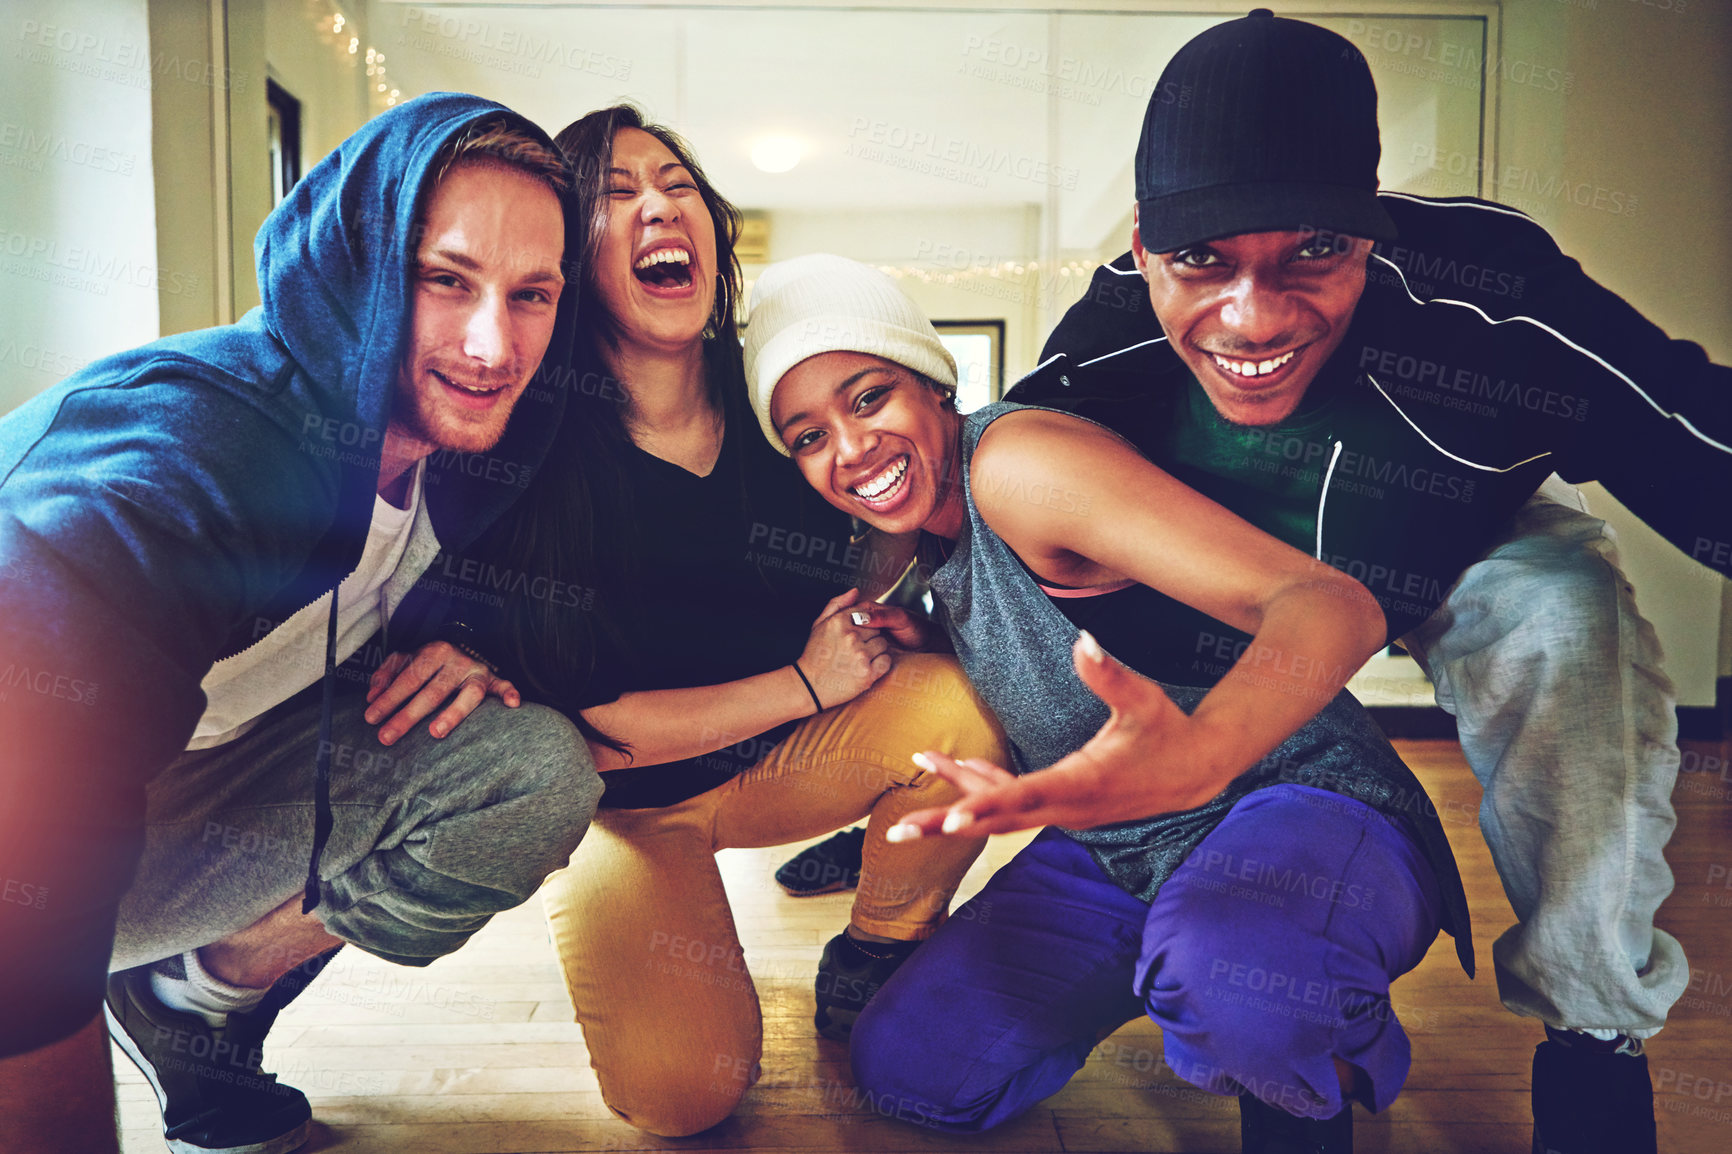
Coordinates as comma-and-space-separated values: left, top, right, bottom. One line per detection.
1135, 9, 1397, 253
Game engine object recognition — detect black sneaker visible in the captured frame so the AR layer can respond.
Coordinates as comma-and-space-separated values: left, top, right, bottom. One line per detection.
1239, 1092, 1353, 1153
104, 965, 313, 1154
777, 827, 866, 896
1531, 1027, 1656, 1154
813, 930, 920, 1043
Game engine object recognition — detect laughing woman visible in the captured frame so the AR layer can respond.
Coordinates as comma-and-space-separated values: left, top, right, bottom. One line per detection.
449, 111, 1007, 1138
744, 254, 1471, 1152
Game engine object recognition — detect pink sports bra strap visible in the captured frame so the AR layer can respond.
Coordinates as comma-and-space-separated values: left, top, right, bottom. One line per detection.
1036, 577, 1136, 599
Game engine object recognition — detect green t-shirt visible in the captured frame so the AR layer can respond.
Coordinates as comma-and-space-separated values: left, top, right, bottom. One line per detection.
1157, 373, 1343, 553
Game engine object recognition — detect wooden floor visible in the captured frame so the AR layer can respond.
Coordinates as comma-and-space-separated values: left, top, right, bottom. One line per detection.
116, 736, 1732, 1154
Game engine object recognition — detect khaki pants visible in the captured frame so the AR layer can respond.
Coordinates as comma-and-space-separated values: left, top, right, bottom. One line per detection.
540, 653, 1008, 1136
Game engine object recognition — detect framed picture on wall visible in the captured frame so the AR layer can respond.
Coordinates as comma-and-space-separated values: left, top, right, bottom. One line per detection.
934, 320, 1004, 413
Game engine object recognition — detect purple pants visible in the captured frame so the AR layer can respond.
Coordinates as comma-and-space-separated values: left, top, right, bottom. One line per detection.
850, 784, 1442, 1127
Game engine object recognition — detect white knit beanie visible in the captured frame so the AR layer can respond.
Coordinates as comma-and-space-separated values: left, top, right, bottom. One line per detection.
744, 253, 956, 454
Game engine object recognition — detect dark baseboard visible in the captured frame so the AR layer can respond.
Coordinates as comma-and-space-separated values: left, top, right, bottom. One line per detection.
1370, 703, 1725, 742
1680, 707, 1722, 742
1366, 706, 1458, 740
1683, 678, 1732, 742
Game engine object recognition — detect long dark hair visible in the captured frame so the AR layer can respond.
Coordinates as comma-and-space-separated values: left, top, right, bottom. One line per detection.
475, 106, 757, 754
558, 106, 746, 384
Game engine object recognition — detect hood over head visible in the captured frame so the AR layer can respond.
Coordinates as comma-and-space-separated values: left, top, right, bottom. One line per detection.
254, 92, 578, 551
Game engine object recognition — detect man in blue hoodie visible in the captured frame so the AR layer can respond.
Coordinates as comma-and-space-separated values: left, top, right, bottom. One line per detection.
0, 94, 603, 1154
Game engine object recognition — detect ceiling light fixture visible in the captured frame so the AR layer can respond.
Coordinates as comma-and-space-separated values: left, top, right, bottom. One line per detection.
750, 135, 803, 174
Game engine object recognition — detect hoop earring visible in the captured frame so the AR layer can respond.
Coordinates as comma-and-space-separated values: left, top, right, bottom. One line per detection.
703, 273, 728, 340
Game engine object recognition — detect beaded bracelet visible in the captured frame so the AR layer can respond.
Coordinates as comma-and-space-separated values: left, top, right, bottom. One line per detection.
452, 642, 498, 676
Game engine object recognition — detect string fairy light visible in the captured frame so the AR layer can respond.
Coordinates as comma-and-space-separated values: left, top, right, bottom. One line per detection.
329, 8, 400, 107
867, 258, 1101, 287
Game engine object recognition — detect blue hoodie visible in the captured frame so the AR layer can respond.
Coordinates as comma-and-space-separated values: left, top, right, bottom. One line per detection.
0, 93, 573, 1055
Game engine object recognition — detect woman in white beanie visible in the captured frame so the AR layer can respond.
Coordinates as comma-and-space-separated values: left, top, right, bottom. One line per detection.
459, 112, 1006, 1137
747, 253, 1470, 1151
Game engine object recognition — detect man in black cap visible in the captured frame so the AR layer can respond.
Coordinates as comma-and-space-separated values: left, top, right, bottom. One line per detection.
911, 9, 1729, 1154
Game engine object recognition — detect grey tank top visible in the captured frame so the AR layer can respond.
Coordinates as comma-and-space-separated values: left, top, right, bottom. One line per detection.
929, 402, 1472, 974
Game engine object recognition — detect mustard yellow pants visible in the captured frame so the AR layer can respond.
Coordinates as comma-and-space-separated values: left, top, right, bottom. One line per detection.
540, 653, 1008, 1136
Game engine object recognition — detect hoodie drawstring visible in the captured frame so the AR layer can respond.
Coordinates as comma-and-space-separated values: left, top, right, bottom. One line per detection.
302, 587, 340, 913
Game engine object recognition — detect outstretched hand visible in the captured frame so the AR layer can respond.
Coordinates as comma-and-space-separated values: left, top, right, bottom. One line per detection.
889, 631, 1228, 839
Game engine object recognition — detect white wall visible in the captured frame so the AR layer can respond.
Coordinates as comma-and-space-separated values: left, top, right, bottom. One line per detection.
0, 0, 160, 412
147, 0, 267, 332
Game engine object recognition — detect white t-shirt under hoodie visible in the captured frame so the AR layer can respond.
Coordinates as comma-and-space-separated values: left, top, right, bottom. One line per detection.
188, 461, 432, 749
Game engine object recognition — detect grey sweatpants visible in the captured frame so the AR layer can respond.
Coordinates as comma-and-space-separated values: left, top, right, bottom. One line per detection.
1404, 481, 1686, 1037
111, 685, 601, 972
